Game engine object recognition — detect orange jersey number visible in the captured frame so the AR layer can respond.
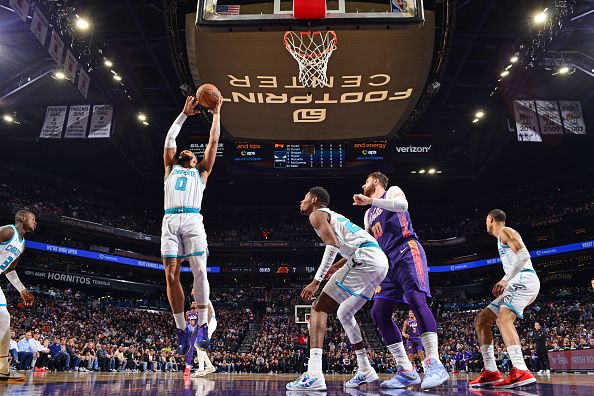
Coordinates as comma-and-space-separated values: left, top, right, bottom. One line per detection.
371, 222, 383, 239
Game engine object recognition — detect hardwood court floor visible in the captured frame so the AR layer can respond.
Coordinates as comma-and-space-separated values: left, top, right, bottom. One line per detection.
1, 372, 592, 395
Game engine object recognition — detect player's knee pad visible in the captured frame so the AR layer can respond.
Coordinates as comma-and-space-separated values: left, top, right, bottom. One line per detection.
189, 254, 209, 305
336, 301, 363, 345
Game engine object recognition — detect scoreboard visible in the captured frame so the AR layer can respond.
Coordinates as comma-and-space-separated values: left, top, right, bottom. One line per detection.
189, 137, 392, 173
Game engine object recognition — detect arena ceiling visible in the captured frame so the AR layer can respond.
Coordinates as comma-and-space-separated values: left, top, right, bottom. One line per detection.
0, 0, 593, 190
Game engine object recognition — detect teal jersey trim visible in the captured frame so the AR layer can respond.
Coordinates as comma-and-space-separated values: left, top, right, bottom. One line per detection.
359, 241, 380, 249
521, 268, 536, 274
335, 281, 372, 301
0, 304, 6, 307
164, 207, 201, 215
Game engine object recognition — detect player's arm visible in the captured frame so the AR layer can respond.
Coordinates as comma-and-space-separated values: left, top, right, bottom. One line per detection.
3, 256, 34, 307
164, 96, 201, 178
198, 99, 223, 184
353, 186, 408, 212
402, 320, 410, 339
363, 209, 372, 235
492, 227, 531, 296
301, 211, 341, 301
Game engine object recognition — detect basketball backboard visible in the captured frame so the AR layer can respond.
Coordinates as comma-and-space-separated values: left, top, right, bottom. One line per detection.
184, 0, 438, 141
197, 0, 423, 25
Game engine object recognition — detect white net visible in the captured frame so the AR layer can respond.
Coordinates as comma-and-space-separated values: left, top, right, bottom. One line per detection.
284, 31, 337, 88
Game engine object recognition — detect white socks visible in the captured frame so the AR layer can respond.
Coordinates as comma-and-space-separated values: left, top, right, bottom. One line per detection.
480, 344, 498, 372
355, 349, 372, 372
420, 332, 441, 362
198, 309, 208, 327
173, 312, 187, 330
308, 348, 323, 374
507, 345, 528, 371
387, 342, 413, 371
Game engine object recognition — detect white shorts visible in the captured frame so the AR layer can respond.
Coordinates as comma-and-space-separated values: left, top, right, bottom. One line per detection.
0, 287, 7, 312
487, 269, 540, 319
161, 213, 207, 259
323, 246, 389, 304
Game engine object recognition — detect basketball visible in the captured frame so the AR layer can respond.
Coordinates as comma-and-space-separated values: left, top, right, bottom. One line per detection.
196, 84, 221, 109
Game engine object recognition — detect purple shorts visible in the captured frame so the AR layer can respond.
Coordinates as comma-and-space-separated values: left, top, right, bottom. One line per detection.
406, 337, 424, 354
374, 239, 431, 304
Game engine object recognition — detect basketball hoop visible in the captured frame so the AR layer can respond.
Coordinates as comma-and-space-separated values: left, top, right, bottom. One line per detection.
284, 31, 337, 88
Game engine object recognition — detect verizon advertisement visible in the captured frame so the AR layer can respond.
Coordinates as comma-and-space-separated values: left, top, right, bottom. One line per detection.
549, 349, 594, 371
186, 12, 435, 140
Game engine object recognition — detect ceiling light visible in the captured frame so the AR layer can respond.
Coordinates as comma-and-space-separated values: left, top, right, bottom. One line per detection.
3, 114, 13, 123
533, 10, 548, 24
510, 56, 519, 63
558, 66, 570, 75
137, 113, 147, 122
500, 70, 509, 77
142, 121, 149, 126
428, 168, 436, 174
475, 110, 485, 118
104, 59, 113, 67
410, 170, 417, 174
505, 64, 513, 70
419, 169, 426, 174
472, 118, 479, 124
54, 71, 66, 80
113, 75, 122, 81
76, 18, 90, 30
436, 170, 442, 174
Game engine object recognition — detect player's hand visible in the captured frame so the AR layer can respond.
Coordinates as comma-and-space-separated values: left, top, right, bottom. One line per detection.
183, 96, 202, 116
403, 333, 409, 339
492, 280, 508, 297
209, 96, 223, 115
20, 289, 34, 306
353, 194, 372, 206
301, 280, 320, 301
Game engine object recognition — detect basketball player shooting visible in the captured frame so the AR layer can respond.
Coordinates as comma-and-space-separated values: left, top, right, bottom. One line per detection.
352, 172, 449, 390
0, 210, 36, 381
162, 94, 222, 358
286, 187, 388, 391
470, 209, 540, 389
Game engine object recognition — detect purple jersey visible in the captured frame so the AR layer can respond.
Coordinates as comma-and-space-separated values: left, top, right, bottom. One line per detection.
407, 319, 420, 338
367, 190, 418, 251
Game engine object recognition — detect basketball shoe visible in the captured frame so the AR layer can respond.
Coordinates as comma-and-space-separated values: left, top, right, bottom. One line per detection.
345, 367, 379, 388
421, 358, 449, 390
469, 369, 504, 387
286, 372, 327, 391
493, 368, 537, 389
380, 365, 422, 388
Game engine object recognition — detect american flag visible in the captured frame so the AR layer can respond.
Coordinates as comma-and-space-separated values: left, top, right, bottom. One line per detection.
216, 4, 241, 15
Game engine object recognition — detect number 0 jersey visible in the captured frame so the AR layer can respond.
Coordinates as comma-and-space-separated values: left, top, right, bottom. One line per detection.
164, 165, 205, 212
316, 208, 379, 258
0, 225, 25, 274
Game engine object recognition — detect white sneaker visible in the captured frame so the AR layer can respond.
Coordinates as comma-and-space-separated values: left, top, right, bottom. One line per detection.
286, 372, 327, 391
204, 366, 216, 375
191, 370, 206, 378
0, 370, 26, 381
545, 369, 551, 374
537, 370, 544, 375
345, 369, 379, 388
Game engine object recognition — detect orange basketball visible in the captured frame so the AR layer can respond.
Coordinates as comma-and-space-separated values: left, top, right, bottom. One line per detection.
195, 84, 221, 109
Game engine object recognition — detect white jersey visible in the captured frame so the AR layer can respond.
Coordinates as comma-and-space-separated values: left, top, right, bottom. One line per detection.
164, 165, 205, 212
316, 208, 379, 258
0, 225, 25, 274
497, 234, 535, 279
